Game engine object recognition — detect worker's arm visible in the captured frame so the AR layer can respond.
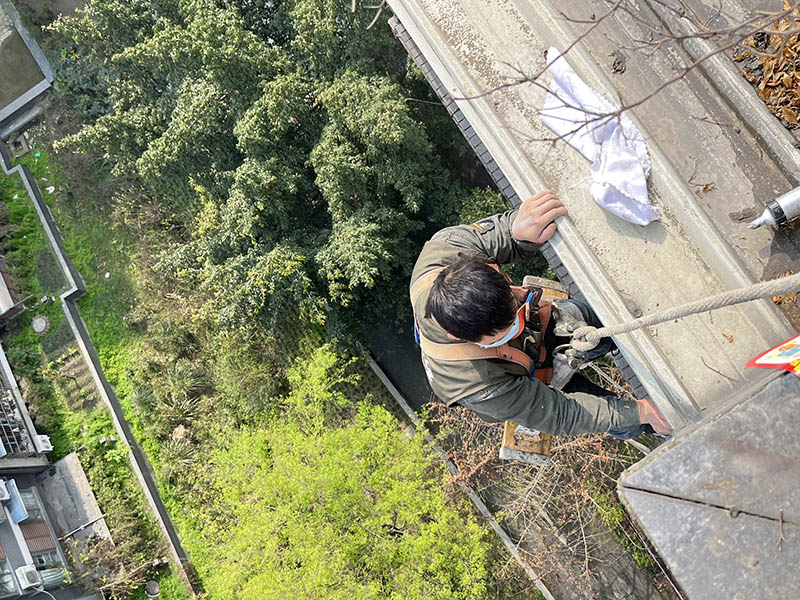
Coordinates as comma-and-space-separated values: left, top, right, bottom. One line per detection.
431, 190, 566, 264
458, 377, 642, 436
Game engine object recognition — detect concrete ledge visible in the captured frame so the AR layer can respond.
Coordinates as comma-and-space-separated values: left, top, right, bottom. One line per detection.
0, 0, 53, 82
0, 80, 49, 128
619, 372, 800, 600
0, 0, 53, 131
0, 102, 44, 141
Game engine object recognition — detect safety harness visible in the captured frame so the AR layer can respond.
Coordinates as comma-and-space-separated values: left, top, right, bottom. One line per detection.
410, 266, 555, 384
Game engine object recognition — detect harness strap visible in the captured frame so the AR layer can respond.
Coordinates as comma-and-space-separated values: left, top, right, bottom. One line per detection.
538, 303, 553, 340
418, 337, 553, 384
418, 336, 533, 370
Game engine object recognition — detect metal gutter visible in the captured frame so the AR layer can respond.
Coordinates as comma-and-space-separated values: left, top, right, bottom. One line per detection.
520, 0, 792, 346
643, 0, 800, 186
386, 0, 795, 429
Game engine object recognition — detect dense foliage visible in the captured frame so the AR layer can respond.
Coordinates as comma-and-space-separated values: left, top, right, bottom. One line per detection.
51, 0, 471, 334
184, 347, 494, 599
13, 0, 531, 597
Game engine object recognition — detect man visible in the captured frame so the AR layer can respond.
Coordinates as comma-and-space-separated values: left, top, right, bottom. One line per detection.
410, 190, 670, 438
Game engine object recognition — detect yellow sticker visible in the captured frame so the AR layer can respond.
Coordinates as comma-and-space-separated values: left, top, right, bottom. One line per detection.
469, 220, 495, 234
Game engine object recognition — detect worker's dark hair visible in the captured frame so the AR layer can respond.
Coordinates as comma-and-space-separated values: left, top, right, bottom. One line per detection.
425, 255, 516, 342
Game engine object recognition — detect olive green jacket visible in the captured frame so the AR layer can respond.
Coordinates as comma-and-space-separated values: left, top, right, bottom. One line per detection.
410, 209, 641, 436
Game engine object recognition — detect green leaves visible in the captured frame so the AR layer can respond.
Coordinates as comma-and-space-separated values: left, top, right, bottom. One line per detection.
315, 71, 441, 216
289, 0, 404, 80
317, 204, 420, 303
203, 245, 325, 336
54, 0, 285, 209
235, 71, 322, 160
136, 79, 240, 206
186, 347, 492, 600
53, 0, 478, 334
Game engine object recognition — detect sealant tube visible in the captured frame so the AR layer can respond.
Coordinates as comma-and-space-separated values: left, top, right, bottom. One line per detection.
748, 186, 800, 229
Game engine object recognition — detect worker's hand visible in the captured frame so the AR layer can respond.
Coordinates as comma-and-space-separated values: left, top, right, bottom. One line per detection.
511, 189, 568, 244
637, 398, 672, 436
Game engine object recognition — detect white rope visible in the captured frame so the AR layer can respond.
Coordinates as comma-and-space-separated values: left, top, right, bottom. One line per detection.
571, 271, 800, 351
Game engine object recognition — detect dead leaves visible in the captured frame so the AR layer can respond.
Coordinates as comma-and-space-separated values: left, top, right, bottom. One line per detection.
737, 2, 800, 128
773, 270, 799, 305
693, 182, 716, 199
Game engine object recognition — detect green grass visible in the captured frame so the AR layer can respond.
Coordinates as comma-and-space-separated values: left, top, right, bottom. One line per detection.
1, 147, 184, 598
130, 568, 191, 600
0, 169, 47, 298
15, 150, 137, 373
12, 148, 149, 445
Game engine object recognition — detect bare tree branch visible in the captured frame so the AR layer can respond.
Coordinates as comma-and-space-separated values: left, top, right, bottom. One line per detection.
448, 0, 800, 145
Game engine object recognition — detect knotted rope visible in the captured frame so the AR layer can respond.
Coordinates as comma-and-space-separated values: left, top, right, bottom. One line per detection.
571, 271, 800, 352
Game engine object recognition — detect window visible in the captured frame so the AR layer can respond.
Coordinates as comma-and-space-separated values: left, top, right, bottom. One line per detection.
32, 550, 60, 569
0, 560, 15, 595
17, 489, 42, 522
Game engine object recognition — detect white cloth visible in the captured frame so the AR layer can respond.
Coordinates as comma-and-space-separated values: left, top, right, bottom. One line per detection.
540, 47, 660, 226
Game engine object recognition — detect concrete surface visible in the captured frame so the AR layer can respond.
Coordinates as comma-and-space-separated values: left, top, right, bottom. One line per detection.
36, 452, 111, 545
0, 4, 43, 111
619, 372, 800, 600
387, 0, 796, 431
551, 0, 800, 328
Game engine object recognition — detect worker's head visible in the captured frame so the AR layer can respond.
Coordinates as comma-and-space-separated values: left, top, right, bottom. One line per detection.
425, 255, 517, 344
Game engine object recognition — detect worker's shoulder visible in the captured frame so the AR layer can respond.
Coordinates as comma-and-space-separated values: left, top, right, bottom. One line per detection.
410, 239, 458, 285
411, 230, 488, 280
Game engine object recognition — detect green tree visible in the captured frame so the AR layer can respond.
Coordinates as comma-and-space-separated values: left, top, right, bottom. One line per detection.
290, 0, 405, 79
310, 71, 458, 301
54, 0, 469, 326
184, 347, 494, 600
53, 0, 286, 210
229, 0, 296, 47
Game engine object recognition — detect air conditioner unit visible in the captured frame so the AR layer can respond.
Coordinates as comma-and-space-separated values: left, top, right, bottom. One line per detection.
15, 565, 42, 590
33, 435, 52, 454
0, 480, 10, 503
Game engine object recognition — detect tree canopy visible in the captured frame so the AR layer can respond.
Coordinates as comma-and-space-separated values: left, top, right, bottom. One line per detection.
39, 1, 522, 597
52, 0, 469, 338
184, 347, 493, 600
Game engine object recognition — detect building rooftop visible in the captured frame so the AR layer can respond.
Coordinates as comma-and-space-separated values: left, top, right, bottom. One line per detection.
0, 0, 53, 139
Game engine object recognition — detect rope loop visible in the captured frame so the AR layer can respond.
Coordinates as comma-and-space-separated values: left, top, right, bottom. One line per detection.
565, 271, 800, 353
570, 325, 600, 352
